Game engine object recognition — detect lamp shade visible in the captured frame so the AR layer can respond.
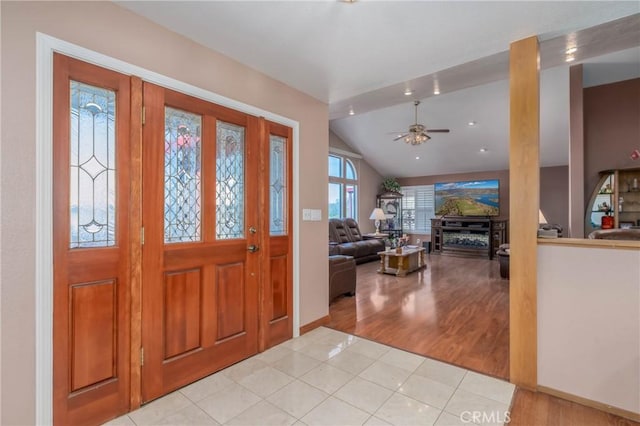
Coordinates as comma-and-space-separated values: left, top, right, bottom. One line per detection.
369, 208, 387, 220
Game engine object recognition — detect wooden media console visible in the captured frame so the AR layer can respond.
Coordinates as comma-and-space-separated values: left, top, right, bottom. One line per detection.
431, 217, 508, 259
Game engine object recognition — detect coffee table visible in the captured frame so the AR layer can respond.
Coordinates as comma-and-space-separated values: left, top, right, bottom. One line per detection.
377, 247, 426, 277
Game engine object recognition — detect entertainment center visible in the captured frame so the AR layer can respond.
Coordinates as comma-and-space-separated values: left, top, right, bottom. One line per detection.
431, 217, 508, 259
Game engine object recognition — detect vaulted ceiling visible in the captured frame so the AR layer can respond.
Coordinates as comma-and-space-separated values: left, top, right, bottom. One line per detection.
117, 1, 640, 177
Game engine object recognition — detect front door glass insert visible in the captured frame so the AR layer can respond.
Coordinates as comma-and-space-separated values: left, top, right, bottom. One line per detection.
69, 80, 116, 248
164, 107, 202, 243
269, 135, 287, 236
216, 121, 245, 239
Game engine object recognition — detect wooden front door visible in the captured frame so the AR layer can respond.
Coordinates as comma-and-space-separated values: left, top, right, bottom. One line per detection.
52, 55, 294, 421
259, 121, 294, 350
52, 54, 132, 425
140, 83, 262, 401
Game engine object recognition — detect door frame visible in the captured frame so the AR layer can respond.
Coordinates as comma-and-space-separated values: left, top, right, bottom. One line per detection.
35, 33, 301, 425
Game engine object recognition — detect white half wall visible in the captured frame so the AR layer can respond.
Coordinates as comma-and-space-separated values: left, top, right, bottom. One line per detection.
538, 243, 640, 414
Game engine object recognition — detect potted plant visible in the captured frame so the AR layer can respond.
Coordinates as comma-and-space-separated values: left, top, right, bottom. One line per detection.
381, 177, 401, 194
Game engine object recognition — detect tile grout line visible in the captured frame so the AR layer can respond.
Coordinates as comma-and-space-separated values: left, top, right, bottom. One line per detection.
432, 368, 469, 426
121, 328, 515, 426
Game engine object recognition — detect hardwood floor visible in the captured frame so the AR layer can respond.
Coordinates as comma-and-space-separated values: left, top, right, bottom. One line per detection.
327, 254, 640, 426
328, 254, 510, 379
510, 388, 639, 426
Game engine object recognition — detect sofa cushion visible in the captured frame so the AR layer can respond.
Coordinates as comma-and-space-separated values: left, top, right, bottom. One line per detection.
329, 218, 352, 243
334, 242, 358, 257
344, 218, 363, 241
353, 239, 384, 258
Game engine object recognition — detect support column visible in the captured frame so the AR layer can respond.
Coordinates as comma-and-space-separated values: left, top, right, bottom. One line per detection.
509, 36, 539, 390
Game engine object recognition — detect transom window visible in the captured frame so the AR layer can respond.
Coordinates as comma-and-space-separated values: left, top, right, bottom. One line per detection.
328, 154, 358, 219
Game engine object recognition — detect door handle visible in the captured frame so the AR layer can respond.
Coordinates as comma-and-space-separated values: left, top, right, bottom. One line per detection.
247, 245, 260, 253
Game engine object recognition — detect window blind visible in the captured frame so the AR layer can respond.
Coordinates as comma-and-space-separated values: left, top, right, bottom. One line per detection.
401, 185, 435, 234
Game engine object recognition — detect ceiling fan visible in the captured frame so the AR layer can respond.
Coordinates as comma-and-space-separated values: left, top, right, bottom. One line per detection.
393, 100, 450, 145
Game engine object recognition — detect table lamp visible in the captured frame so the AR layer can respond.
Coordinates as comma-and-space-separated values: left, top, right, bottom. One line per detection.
369, 208, 387, 235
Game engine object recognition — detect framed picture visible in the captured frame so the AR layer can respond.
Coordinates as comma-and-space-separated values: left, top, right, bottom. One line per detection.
619, 221, 634, 229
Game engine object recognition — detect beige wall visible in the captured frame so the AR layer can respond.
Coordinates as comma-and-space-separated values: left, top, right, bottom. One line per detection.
539, 166, 569, 233
329, 130, 357, 153
358, 160, 384, 233
583, 78, 640, 202
329, 131, 383, 233
538, 244, 640, 415
0, 2, 328, 424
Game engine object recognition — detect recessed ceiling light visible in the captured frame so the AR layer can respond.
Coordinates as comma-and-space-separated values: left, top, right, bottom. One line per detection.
566, 46, 577, 55
565, 55, 575, 63
479, 148, 488, 153
349, 108, 355, 116
433, 89, 440, 95
468, 121, 476, 126
415, 156, 420, 160
404, 89, 412, 96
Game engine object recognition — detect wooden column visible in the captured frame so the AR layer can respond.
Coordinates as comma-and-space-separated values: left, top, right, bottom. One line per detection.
509, 36, 539, 390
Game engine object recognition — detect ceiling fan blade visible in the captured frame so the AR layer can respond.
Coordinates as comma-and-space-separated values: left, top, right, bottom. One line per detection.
393, 133, 409, 141
426, 129, 450, 133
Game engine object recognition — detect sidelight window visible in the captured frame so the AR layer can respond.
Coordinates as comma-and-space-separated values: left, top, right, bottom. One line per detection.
270, 135, 288, 236
69, 81, 117, 248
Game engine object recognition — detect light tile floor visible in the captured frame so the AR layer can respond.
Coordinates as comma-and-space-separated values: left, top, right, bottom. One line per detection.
106, 327, 514, 426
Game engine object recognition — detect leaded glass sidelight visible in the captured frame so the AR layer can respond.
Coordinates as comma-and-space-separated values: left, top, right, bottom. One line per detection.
216, 121, 245, 239
69, 81, 116, 248
164, 107, 202, 243
270, 135, 287, 236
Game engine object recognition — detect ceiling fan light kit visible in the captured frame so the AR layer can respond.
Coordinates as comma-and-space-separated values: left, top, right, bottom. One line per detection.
393, 100, 449, 146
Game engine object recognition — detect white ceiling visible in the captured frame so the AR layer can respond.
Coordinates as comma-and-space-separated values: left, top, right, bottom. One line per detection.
117, 1, 640, 177
331, 46, 640, 177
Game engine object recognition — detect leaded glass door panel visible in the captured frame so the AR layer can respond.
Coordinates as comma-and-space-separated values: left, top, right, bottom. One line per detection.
259, 120, 294, 350
141, 83, 260, 401
52, 54, 132, 426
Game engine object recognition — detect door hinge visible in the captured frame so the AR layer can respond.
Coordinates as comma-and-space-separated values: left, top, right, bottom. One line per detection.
140, 347, 145, 366
141, 227, 145, 245
142, 106, 146, 125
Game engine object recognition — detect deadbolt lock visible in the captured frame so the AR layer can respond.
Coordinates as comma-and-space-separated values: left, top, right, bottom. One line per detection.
249, 226, 257, 234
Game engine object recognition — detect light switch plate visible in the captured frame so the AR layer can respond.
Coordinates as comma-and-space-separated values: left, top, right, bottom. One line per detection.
310, 209, 322, 221
302, 209, 312, 221
302, 208, 322, 221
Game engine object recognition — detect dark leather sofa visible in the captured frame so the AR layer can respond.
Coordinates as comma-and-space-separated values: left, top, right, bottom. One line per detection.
588, 228, 640, 240
329, 255, 356, 302
329, 218, 385, 264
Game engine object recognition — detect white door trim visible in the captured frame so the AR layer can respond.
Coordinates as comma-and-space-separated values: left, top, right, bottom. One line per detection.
35, 32, 301, 425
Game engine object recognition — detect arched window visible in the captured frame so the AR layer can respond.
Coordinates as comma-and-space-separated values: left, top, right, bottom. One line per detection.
328, 154, 358, 219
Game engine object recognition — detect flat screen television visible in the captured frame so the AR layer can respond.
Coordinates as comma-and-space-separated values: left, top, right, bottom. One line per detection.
435, 179, 499, 217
